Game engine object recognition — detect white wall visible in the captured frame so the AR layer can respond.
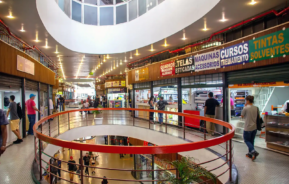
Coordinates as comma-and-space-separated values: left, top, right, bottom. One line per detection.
43, 124, 229, 183
264, 87, 289, 112
36, 0, 220, 54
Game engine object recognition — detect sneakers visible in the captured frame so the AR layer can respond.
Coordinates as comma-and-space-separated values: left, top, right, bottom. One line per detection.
251, 151, 259, 161
246, 153, 252, 159
13, 139, 23, 144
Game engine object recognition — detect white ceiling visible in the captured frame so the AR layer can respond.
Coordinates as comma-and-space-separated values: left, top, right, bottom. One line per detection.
0, 0, 287, 82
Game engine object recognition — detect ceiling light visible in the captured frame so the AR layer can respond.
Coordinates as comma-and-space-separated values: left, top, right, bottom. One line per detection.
104, 58, 106, 62
249, 0, 257, 5
75, 60, 84, 79
116, 60, 119, 67
202, 20, 208, 31
120, 60, 123, 65
7, 11, 14, 19
55, 45, 59, 54
150, 44, 154, 51
20, 24, 25, 32
130, 52, 133, 59
0, 1, 3, 3
135, 49, 139, 56
124, 56, 127, 63
113, 60, 116, 69
182, 30, 186, 40
107, 54, 110, 59
44, 38, 49, 48
163, 38, 168, 47
34, 31, 40, 42
219, 12, 227, 22
60, 63, 66, 80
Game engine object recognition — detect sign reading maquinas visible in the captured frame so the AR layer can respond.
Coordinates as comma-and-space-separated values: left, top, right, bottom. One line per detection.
194, 50, 220, 71
220, 42, 249, 67
175, 56, 194, 74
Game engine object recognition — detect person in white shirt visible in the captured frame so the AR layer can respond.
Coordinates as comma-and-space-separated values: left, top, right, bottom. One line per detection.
49, 99, 54, 120
81, 100, 89, 114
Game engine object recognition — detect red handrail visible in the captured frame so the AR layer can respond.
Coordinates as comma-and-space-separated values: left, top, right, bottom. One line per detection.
33, 108, 234, 154
127, 6, 289, 67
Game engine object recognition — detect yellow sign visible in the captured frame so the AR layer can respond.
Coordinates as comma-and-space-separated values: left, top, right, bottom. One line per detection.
105, 81, 126, 87
138, 67, 149, 81
229, 81, 289, 88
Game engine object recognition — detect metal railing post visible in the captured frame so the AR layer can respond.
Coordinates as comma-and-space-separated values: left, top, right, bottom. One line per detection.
183, 124, 185, 140
133, 110, 135, 126
229, 139, 232, 182
68, 112, 70, 130
226, 128, 228, 161
49, 159, 52, 184
204, 121, 207, 140
80, 151, 84, 184
165, 116, 167, 134
86, 112, 88, 126
39, 140, 42, 181
152, 154, 155, 184
48, 119, 51, 137
58, 115, 60, 135
176, 152, 179, 181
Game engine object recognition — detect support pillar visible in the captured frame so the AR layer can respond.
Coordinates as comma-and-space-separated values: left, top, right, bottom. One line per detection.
21, 78, 26, 138
177, 78, 182, 126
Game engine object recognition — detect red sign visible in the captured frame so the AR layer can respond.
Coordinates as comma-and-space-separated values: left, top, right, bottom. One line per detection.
160, 60, 175, 77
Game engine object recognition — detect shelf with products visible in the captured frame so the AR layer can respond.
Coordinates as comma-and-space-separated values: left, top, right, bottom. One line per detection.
154, 105, 179, 126
265, 115, 289, 153
231, 90, 249, 116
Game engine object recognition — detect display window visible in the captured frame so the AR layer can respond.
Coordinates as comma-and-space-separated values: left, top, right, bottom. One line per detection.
228, 82, 289, 150
153, 86, 178, 126
107, 92, 126, 108
134, 89, 151, 119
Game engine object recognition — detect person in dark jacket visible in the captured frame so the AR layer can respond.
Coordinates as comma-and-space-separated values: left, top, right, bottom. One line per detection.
102, 176, 109, 184
68, 156, 76, 181
50, 158, 58, 184
156, 97, 168, 125
94, 95, 100, 108
17, 103, 23, 120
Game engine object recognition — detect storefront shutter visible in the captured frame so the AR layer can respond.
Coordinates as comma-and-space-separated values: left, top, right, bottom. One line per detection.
26, 80, 38, 91
227, 63, 289, 84
40, 83, 48, 92
0, 73, 21, 89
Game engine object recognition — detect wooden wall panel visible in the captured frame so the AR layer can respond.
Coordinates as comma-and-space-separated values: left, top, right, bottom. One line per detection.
0, 41, 55, 85
129, 22, 289, 84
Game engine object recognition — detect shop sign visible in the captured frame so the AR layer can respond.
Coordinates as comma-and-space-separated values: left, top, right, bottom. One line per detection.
229, 81, 289, 88
160, 60, 175, 77
175, 56, 194, 74
135, 67, 149, 81
105, 81, 125, 87
108, 88, 125, 93
249, 28, 289, 62
105, 82, 112, 88
17, 55, 35, 75
220, 42, 249, 67
135, 70, 139, 81
194, 50, 220, 72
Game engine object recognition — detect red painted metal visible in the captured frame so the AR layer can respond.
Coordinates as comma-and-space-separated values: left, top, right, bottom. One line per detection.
127, 7, 289, 67
33, 108, 234, 154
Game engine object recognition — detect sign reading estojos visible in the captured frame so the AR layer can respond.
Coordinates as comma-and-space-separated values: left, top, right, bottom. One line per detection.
160, 60, 175, 77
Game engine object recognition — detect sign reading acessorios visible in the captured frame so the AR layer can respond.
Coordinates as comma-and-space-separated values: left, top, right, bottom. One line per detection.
194, 50, 220, 71
175, 56, 194, 74
249, 28, 289, 62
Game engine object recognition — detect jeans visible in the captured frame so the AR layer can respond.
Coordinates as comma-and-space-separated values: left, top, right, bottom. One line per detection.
243, 130, 257, 153
28, 114, 36, 135
59, 102, 63, 112
158, 113, 163, 123
57, 169, 61, 178
103, 102, 107, 108
149, 111, 154, 121
85, 166, 89, 175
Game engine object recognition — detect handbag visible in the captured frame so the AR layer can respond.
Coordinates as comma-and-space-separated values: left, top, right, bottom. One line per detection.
256, 107, 264, 131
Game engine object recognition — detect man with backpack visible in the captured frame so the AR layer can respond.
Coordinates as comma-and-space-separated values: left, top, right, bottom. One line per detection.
156, 97, 168, 125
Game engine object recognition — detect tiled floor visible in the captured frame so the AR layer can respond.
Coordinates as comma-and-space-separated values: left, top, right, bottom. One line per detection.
1, 109, 289, 184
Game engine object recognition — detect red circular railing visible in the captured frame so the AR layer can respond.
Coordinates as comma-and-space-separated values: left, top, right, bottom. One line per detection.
33, 108, 235, 184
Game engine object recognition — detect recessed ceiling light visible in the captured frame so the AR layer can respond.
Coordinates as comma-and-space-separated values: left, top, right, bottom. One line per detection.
163, 38, 168, 47
249, 0, 257, 5
182, 30, 186, 40
44, 38, 49, 48
20, 24, 25, 32
7, 12, 14, 19
130, 52, 133, 59
150, 44, 154, 51
0, 1, 3, 3
219, 12, 228, 22
202, 20, 208, 31
55, 45, 59, 54
135, 49, 139, 56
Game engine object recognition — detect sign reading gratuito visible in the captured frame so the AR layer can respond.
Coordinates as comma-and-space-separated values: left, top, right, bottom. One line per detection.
249, 29, 289, 62
160, 60, 175, 77
194, 50, 220, 71
220, 42, 249, 67
17, 55, 35, 75
175, 56, 194, 74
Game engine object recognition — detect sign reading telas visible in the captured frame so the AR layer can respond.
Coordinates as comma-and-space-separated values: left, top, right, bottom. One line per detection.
175, 56, 194, 74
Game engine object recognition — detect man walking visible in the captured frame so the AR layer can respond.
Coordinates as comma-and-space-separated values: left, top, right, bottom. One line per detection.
204, 92, 220, 136
26, 94, 41, 135
0, 109, 8, 157
83, 153, 90, 175
58, 95, 64, 112
6, 95, 23, 144
156, 97, 168, 125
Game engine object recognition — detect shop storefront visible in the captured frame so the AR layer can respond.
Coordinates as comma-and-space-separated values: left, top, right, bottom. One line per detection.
105, 80, 127, 108
227, 63, 289, 152
181, 73, 224, 132
134, 82, 151, 120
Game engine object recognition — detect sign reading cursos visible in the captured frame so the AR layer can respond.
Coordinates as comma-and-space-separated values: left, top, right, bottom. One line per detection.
175, 56, 194, 74
160, 60, 175, 77
194, 50, 220, 72
220, 42, 249, 67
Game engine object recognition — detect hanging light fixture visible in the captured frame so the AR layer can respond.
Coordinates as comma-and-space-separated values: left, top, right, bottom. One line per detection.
20, 24, 25, 32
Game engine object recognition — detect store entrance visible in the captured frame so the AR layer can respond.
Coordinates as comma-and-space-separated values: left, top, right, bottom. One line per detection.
228, 82, 289, 149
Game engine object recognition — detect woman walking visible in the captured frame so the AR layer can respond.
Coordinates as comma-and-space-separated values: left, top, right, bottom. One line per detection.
90, 153, 97, 174
241, 95, 259, 161
148, 96, 155, 124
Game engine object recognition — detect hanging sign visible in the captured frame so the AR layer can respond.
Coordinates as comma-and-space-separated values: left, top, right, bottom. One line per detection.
160, 60, 175, 77
135, 70, 140, 81
175, 56, 194, 74
17, 55, 35, 75
194, 50, 220, 71
220, 42, 249, 67
249, 28, 289, 62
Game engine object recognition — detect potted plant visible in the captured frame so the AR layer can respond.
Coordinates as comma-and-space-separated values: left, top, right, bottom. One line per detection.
92, 105, 103, 118
167, 157, 216, 184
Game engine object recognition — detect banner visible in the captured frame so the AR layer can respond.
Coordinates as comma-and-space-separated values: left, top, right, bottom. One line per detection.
194, 50, 220, 71
220, 42, 249, 67
17, 55, 35, 75
229, 81, 289, 88
138, 67, 149, 81
175, 56, 194, 74
249, 28, 289, 62
160, 60, 175, 77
